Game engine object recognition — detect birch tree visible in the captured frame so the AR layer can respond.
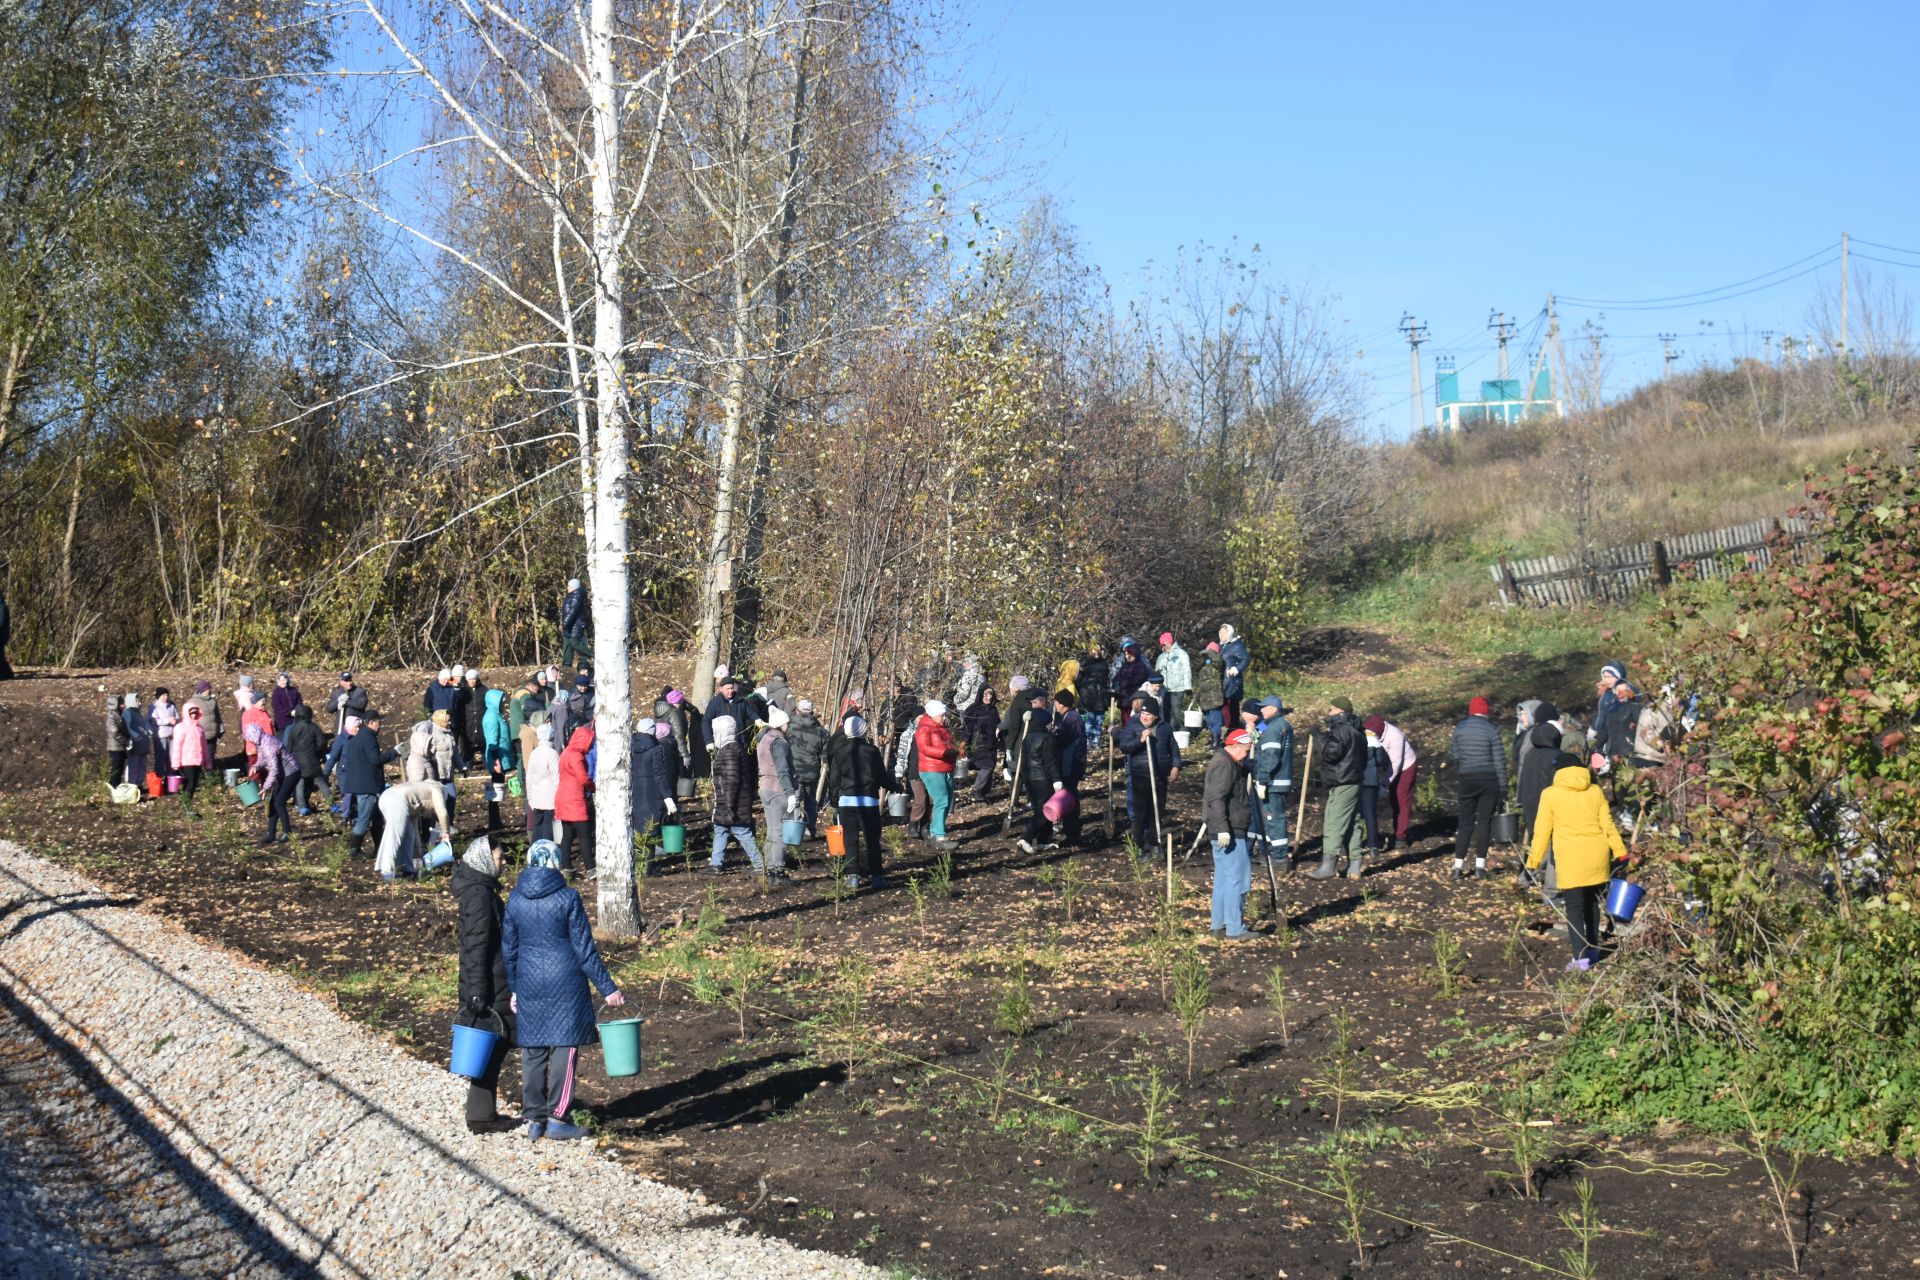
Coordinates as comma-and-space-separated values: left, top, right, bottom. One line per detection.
306, 0, 750, 938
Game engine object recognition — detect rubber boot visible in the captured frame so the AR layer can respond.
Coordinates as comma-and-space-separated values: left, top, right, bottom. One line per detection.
1307, 847, 1340, 879
1346, 854, 1366, 880
349, 832, 364, 859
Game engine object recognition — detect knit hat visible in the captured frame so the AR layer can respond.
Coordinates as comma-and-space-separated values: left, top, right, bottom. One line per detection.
1224, 728, 1253, 748
923, 699, 946, 719
1601, 662, 1626, 682
1364, 714, 1385, 734
652, 722, 672, 740
796, 699, 814, 713
1159, 631, 1174, 646
1331, 696, 1354, 714
567, 577, 581, 591
1146, 671, 1165, 686
844, 715, 867, 738
575, 674, 592, 690
1136, 696, 1162, 718
1118, 635, 1136, 650
665, 689, 684, 705
194, 680, 211, 694
1468, 696, 1491, 716
635, 715, 655, 734
1009, 676, 1029, 692
768, 706, 791, 730
451, 664, 466, 682
527, 839, 562, 869
1206, 642, 1220, 654
431, 710, 450, 728
438, 667, 451, 681
1535, 701, 1560, 724
238, 674, 254, 687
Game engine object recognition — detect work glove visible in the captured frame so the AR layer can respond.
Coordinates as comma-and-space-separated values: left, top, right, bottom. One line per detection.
1226, 667, 1240, 678
1256, 784, 1268, 801
1001, 766, 1012, 782
663, 797, 677, 816
1052, 781, 1064, 793
467, 995, 490, 1015
786, 795, 800, 816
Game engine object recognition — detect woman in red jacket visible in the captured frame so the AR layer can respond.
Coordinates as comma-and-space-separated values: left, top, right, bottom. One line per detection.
914, 699, 958, 846
554, 725, 595, 871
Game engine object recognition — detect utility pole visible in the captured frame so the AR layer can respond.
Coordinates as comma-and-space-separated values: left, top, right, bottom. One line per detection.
1546, 293, 1571, 408
1839, 230, 1849, 361
1488, 309, 1515, 381
1399, 313, 1429, 435
1781, 334, 1798, 365
1659, 333, 1679, 378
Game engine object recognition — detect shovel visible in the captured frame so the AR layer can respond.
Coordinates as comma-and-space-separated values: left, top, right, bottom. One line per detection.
1002, 711, 1031, 836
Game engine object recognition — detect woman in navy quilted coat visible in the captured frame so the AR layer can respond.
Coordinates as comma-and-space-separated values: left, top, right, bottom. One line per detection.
502, 840, 625, 1140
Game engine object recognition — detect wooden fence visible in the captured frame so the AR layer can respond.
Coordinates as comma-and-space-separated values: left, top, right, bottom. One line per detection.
1490, 515, 1818, 607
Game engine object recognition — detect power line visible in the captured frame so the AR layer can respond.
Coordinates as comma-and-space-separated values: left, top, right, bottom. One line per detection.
1559, 255, 1839, 312
1850, 236, 1920, 258
1849, 251, 1920, 270
1558, 242, 1838, 306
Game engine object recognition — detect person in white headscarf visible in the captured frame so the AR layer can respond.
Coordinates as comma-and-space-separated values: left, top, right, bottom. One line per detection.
451, 835, 517, 1133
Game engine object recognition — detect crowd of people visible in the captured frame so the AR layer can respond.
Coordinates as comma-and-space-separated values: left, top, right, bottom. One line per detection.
76, 579, 1693, 1134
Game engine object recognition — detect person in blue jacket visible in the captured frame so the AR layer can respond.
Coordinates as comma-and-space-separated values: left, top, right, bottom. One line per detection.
502, 840, 625, 1140
338, 711, 399, 856
1218, 623, 1252, 723
1252, 695, 1295, 866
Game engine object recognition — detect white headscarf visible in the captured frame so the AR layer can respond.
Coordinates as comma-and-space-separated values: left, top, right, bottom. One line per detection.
461, 836, 496, 877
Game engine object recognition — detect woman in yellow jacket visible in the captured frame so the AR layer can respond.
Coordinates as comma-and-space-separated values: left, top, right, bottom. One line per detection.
1526, 764, 1628, 970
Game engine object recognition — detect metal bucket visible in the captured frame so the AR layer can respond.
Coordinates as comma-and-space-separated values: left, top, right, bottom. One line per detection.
675, 777, 696, 800
886, 791, 911, 819
1490, 811, 1520, 845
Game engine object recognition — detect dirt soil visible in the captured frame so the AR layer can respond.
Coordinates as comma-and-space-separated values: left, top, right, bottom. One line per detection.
0, 655, 1914, 1280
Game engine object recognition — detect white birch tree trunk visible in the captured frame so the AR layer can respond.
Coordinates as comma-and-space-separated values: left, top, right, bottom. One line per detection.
585, 0, 637, 937
690, 266, 751, 708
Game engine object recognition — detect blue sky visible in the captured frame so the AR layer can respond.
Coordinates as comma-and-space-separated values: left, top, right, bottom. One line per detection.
947, 0, 1919, 437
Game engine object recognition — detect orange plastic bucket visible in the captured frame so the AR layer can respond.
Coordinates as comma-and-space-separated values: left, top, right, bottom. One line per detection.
145, 772, 165, 798
825, 824, 847, 858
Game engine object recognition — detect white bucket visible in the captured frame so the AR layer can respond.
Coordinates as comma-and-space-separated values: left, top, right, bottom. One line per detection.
1173, 730, 1192, 752
223, 767, 241, 788
1184, 708, 1203, 729
487, 783, 506, 802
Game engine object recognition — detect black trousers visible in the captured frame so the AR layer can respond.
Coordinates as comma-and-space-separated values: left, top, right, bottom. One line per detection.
1455, 773, 1501, 862
1563, 884, 1602, 960
265, 774, 297, 840
845, 806, 884, 878
1129, 773, 1169, 850
108, 751, 128, 786
1360, 783, 1382, 853
180, 765, 202, 803
1023, 778, 1056, 845
521, 1042, 578, 1124
558, 814, 593, 869
456, 1007, 517, 1122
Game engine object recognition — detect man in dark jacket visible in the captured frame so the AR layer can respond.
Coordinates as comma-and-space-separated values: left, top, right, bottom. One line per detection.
1112, 639, 1150, 712
451, 836, 518, 1133
1449, 695, 1508, 879
787, 700, 829, 836
559, 577, 592, 670
825, 716, 892, 887
1218, 624, 1252, 721
1050, 690, 1087, 847
702, 672, 759, 749
282, 704, 327, 815
1115, 699, 1179, 852
461, 668, 488, 767
0, 587, 11, 679
326, 672, 369, 742
1252, 695, 1296, 866
1311, 697, 1367, 879
764, 671, 797, 716
1076, 646, 1111, 741
340, 710, 399, 856
1202, 728, 1257, 939
1016, 695, 1065, 853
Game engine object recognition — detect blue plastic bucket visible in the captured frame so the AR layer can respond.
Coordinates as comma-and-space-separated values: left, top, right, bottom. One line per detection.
449, 1021, 502, 1079
423, 840, 454, 871
1605, 878, 1645, 921
782, 817, 806, 846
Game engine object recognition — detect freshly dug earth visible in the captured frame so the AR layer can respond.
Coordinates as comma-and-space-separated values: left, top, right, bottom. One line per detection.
1, 664, 1914, 1279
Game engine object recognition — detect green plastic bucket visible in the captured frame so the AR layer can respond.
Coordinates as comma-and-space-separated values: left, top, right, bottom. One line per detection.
599, 1017, 644, 1078
659, 822, 686, 854
235, 779, 262, 807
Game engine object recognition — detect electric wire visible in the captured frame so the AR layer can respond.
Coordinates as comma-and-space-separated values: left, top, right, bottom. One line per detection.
1559, 256, 1839, 312
1558, 242, 1838, 306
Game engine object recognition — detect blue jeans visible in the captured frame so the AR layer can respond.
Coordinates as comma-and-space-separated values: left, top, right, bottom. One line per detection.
349, 792, 377, 837
1204, 708, 1224, 750
712, 824, 766, 872
1212, 838, 1252, 936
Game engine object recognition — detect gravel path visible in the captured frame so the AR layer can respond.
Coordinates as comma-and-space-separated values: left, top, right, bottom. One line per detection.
0, 841, 881, 1280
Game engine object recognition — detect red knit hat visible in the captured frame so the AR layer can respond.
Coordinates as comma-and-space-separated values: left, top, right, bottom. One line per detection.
1224, 728, 1253, 748
1468, 696, 1490, 716
1159, 631, 1174, 646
